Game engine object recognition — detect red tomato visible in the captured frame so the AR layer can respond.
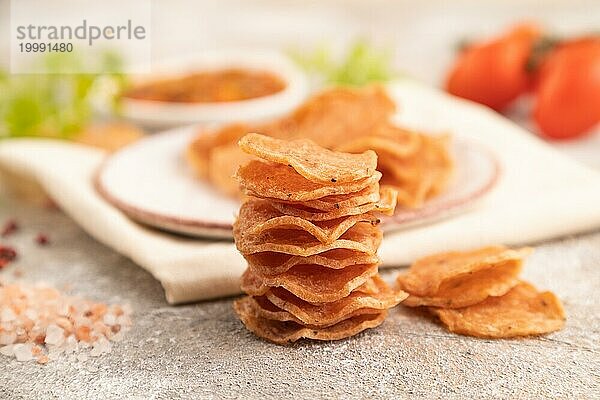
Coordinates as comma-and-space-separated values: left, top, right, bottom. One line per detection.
446, 24, 541, 111
533, 37, 600, 139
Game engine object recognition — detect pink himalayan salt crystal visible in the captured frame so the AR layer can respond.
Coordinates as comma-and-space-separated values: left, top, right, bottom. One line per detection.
44, 324, 65, 346
0, 283, 132, 364
90, 336, 111, 357
13, 343, 33, 362
64, 335, 78, 354
37, 354, 49, 364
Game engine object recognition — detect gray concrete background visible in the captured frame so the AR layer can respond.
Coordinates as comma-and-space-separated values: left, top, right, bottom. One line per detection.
0, 196, 598, 400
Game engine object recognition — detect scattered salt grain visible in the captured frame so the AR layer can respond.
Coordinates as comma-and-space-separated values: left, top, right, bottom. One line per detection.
64, 335, 78, 354
90, 336, 111, 357
13, 343, 33, 362
45, 324, 65, 346
37, 355, 49, 364
0, 345, 14, 356
86, 364, 99, 373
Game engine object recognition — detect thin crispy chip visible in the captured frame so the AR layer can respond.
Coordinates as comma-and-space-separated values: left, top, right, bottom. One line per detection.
270, 186, 397, 221
282, 184, 380, 212
244, 250, 380, 277
186, 123, 252, 178
236, 160, 382, 202
381, 158, 434, 208
234, 220, 382, 256
430, 281, 566, 338
288, 85, 396, 148
239, 133, 377, 184
397, 246, 532, 308
337, 126, 453, 208
250, 295, 298, 320
385, 135, 452, 182
242, 263, 379, 303
234, 296, 387, 344
402, 265, 521, 308
371, 123, 423, 144
248, 296, 307, 325
240, 199, 379, 244
186, 116, 302, 180
249, 296, 382, 328
336, 124, 422, 159
425, 135, 454, 196
186, 140, 209, 178
265, 276, 407, 326
398, 246, 531, 295
207, 145, 254, 197
380, 134, 454, 208
354, 277, 380, 294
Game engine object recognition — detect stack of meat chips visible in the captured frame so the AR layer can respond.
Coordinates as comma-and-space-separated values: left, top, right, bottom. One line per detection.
233, 133, 407, 344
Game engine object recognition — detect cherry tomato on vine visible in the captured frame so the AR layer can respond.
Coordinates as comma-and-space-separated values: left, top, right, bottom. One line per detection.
533, 37, 600, 139
446, 24, 541, 111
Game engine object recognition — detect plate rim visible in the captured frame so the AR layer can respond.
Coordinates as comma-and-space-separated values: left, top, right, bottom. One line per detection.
94, 134, 235, 231
94, 128, 501, 237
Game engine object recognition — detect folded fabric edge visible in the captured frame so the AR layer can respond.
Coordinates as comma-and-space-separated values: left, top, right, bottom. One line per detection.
161, 275, 243, 305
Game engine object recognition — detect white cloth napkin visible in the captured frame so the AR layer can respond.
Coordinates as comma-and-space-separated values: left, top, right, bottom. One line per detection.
1, 80, 600, 304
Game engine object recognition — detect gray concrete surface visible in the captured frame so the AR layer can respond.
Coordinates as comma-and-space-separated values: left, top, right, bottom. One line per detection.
0, 196, 598, 400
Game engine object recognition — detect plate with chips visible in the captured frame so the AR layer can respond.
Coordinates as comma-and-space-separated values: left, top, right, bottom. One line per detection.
95, 123, 500, 239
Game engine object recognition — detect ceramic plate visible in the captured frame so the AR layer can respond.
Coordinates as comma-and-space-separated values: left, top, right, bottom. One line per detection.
95, 125, 500, 239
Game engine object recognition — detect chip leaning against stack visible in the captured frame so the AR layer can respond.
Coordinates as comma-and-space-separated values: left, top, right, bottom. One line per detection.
232, 133, 407, 344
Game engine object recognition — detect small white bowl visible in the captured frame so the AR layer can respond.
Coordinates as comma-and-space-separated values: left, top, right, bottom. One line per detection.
118, 49, 308, 129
